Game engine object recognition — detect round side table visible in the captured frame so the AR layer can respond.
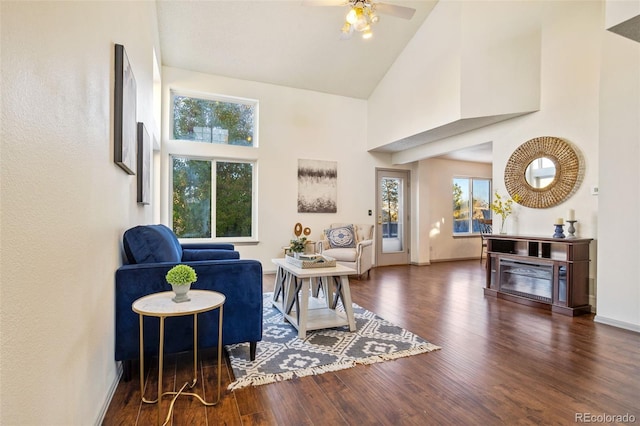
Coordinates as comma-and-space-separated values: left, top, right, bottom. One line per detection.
132, 290, 225, 425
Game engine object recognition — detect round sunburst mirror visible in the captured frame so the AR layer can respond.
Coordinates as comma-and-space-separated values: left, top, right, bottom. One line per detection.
504, 136, 582, 209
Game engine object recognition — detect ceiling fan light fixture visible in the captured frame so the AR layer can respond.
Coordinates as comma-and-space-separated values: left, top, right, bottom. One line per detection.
362, 29, 373, 39
345, 7, 358, 24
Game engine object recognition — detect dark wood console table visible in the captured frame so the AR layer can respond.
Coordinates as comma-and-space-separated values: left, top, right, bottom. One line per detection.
484, 234, 592, 316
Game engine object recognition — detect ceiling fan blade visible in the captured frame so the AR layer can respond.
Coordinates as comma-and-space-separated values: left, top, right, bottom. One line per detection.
302, 0, 347, 6
375, 3, 416, 20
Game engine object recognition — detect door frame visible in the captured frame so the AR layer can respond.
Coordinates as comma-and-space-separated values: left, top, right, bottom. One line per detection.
375, 168, 411, 267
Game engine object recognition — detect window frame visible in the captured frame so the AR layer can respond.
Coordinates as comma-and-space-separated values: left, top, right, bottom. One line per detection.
166, 88, 260, 244
169, 154, 258, 243
169, 89, 259, 147
453, 176, 492, 236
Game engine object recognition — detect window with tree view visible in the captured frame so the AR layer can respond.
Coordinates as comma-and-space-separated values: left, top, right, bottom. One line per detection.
453, 177, 491, 234
172, 92, 256, 146
172, 157, 254, 239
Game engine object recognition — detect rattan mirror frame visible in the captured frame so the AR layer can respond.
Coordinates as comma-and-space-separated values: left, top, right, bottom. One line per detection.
504, 136, 582, 209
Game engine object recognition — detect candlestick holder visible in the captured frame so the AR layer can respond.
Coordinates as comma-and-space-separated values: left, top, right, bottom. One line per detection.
566, 220, 577, 239
553, 223, 565, 239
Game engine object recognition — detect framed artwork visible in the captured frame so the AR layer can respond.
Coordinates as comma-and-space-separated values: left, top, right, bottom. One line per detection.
114, 43, 137, 175
297, 159, 337, 213
137, 122, 150, 205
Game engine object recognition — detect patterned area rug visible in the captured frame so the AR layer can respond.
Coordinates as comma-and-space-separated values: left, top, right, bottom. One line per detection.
225, 293, 441, 390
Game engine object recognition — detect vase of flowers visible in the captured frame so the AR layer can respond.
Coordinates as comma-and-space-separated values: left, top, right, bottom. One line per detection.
289, 236, 307, 259
166, 264, 197, 303
490, 192, 521, 234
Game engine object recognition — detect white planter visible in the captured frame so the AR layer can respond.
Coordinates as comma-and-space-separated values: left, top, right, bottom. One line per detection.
171, 283, 191, 303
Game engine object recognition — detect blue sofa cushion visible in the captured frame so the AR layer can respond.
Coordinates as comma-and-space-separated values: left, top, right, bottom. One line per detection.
123, 224, 183, 264
182, 249, 240, 261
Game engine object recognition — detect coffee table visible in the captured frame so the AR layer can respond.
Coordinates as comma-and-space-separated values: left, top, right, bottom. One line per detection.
132, 290, 225, 425
271, 258, 356, 339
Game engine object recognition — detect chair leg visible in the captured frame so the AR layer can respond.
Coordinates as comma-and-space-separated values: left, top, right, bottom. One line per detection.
122, 359, 133, 382
249, 341, 257, 361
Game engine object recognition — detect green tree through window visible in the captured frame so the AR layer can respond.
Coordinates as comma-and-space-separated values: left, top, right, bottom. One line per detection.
172, 158, 254, 239
216, 162, 253, 237
169, 91, 258, 241
172, 94, 256, 146
453, 177, 491, 234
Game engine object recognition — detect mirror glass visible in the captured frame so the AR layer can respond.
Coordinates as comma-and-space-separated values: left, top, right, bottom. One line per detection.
524, 157, 556, 189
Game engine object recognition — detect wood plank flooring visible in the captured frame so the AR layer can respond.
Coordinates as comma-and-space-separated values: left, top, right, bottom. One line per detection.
103, 260, 640, 425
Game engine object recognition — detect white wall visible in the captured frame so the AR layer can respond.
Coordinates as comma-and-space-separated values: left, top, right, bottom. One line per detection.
596, 28, 640, 331
161, 67, 401, 272
417, 158, 492, 262
0, 1, 159, 423
367, 1, 541, 152
370, 1, 605, 312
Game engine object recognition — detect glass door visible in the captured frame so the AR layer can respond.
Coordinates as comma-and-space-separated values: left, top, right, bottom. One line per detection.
376, 169, 410, 266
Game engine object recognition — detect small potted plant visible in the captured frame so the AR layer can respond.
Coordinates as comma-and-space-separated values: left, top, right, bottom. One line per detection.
289, 236, 307, 259
166, 264, 197, 303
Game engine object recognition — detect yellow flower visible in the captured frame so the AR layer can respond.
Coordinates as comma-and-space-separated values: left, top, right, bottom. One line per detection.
490, 192, 521, 221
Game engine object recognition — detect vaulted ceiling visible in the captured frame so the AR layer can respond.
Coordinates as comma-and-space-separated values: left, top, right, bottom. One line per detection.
156, 1, 437, 100
156, 1, 493, 163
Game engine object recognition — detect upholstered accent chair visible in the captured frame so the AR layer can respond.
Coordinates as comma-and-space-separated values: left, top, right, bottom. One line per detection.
115, 224, 263, 379
316, 223, 374, 278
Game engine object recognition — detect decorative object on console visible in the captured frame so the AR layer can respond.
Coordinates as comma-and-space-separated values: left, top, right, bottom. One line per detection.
565, 208, 577, 238
166, 264, 197, 302
553, 223, 565, 239
504, 136, 583, 209
490, 192, 521, 234
114, 44, 137, 175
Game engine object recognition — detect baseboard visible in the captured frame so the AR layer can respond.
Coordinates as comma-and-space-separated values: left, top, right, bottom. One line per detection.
593, 315, 640, 333
410, 261, 431, 266
95, 361, 123, 426
429, 257, 478, 263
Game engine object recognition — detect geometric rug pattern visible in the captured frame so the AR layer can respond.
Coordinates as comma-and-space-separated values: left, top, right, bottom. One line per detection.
226, 293, 441, 390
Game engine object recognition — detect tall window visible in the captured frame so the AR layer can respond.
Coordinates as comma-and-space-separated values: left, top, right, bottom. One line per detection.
453, 177, 491, 234
171, 157, 255, 239
171, 91, 257, 146
169, 90, 258, 241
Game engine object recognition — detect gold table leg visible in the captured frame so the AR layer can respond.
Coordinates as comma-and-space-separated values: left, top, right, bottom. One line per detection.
138, 306, 224, 426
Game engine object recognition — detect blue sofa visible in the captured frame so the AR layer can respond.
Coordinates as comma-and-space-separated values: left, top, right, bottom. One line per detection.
115, 224, 263, 377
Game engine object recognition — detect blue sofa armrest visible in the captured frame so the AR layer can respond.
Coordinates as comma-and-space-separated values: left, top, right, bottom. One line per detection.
115, 259, 263, 362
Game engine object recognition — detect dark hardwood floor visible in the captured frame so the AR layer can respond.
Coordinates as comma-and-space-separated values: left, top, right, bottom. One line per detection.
103, 260, 640, 425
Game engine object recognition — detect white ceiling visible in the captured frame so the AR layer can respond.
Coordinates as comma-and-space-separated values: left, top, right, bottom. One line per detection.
156, 0, 493, 163
157, 0, 437, 99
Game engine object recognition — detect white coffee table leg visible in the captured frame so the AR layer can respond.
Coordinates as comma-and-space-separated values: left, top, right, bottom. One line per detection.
297, 277, 311, 339
338, 275, 356, 331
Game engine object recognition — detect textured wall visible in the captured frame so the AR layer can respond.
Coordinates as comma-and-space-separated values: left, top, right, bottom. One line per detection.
0, 2, 159, 423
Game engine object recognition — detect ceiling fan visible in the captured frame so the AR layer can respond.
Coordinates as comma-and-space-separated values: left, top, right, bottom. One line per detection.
304, 0, 417, 40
